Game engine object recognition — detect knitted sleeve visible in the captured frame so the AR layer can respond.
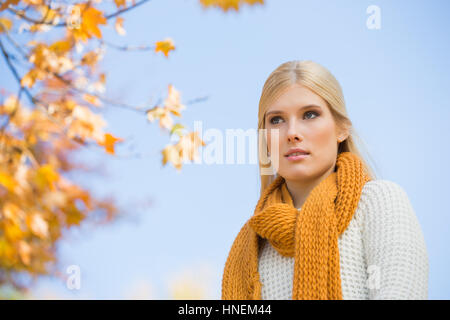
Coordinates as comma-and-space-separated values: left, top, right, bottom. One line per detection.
361, 180, 429, 299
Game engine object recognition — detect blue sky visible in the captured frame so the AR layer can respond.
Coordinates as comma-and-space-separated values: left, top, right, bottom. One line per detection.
1, 0, 449, 299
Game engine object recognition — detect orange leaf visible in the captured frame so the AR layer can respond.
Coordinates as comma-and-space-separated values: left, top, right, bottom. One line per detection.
98, 133, 124, 155
49, 39, 73, 54
82, 93, 102, 107
18, 240, 31, 266
0, 0, 20, 12
27, 213, 49, 239
114, 0, 127, 9
70, 5, 107, 42
162, 144, 182, 170
34, 164, 60, 191
155, 38, 175, 58
0, 172, 17, 192
0, 17, 13, 32
114, 17, 126, 36
164, 84, 185, 116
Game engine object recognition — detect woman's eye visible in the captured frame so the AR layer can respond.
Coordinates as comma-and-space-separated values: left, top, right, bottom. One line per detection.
270, 116, 283, 125
304, 111, 319, 120
269, 111, 318, 124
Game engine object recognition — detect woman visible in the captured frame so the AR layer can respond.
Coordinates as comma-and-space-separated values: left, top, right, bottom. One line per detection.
221, 60, 429, 300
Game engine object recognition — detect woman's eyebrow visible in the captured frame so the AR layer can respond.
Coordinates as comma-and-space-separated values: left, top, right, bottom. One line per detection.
266, 104, 322, 117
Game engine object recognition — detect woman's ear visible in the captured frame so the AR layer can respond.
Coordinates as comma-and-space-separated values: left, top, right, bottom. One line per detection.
337, 124, 351, 142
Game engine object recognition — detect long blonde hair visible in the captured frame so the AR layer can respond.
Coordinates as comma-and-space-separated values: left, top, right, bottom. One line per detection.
257, 60, 381, 195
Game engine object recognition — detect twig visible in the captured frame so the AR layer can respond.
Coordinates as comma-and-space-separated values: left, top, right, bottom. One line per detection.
7, 0, 151, 27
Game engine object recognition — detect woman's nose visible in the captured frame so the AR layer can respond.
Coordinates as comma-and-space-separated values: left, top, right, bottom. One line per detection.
287, 125, 301, 142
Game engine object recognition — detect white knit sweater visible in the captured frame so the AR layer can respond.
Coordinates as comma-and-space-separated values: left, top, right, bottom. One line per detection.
258, 180, 429, 300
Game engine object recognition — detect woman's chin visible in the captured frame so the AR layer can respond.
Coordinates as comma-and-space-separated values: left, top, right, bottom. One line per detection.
278, 170, 312, 181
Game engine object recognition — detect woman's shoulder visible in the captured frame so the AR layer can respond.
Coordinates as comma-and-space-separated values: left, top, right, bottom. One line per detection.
357, 179, 422, 231
359, 179, 411, 208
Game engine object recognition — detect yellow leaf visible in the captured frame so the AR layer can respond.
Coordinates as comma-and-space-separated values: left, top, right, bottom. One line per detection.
81, 50, 99, 67
99, 73, 106, 84
178, 131, 206, 162
170, 123, 185, 136
34, 164, 59, 191
0, 0, 20, 12
146, 106, 165, 122
162, 145, 182, 170
20, 69, 36, 88
65, 203, 85, 226
0, 18, 12, 32
0, 239, 16, 264
3, 202, 24, 225
114, 17, 126, 36
159, 112, 173, 130
83, 93, 101, 107
68, 105, 107, 142
49, 40, 72, 54
70, 5, 107, 42
4, 220, 23, 242
155, 38, 175, 58
0, 95, 19, 114
199, 0, 264, 12
164, 84, 186, 116
97, 133, 124, 155
18, 240, 31, 266
28, 213, 49, 239
114, 0, 127, 9
0, 172, 17, 192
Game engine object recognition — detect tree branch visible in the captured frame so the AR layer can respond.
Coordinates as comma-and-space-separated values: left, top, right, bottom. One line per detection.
8, 0, 151, 27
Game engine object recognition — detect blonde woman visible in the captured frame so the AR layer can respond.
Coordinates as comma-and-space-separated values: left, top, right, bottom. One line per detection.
221, 60, 429, 300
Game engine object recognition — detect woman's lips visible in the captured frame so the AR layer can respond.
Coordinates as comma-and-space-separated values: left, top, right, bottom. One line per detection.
285, 153, 309, 161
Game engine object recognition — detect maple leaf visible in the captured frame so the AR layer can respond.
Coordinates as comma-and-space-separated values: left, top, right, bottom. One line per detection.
18, 241, 32, 266
33, 164, 60, 191
27, 212, 49, 239
115, 17, 126, 36
97, 133, 124, 155
0, 171, 17, 192
70, 5, 107, 42
0, 0, 20, 12
162, 144, 182, 170
0, 17, 13, 32
199, 0, 264, 12
164, 84, 186, 116
114, 0, 127, 9
155, 38, 175, 58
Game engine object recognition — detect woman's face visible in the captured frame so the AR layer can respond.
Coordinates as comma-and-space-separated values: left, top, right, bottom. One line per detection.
264, 83, 347, 182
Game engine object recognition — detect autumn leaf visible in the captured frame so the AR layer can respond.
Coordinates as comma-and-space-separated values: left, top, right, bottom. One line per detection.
164, 84, 186, 116
49, 39, 73, 54
170, 123, 186, 136
0, 172, 17, 192
27, 212, 49, 239
162, 131, 206, 170
18, 240, 32, 266
33, 164, 60, 191
97, 133, 124, 155
0, 17, 13, 32
155, 38, 175, 58
67, 104, 107, 142
69, 5, 107, 42
162, 144, 182, 170
115, 17, 126, 36
0, 0, 20, 12
114, 0, 127, 9
82, 93, 102, 107
199, 0, 264, 12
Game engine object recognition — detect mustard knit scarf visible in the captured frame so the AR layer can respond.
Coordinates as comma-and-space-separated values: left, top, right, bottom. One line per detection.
221, 151, 372, 300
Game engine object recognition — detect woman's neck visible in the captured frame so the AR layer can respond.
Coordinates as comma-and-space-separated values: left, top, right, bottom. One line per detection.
284, 165, 335, 208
